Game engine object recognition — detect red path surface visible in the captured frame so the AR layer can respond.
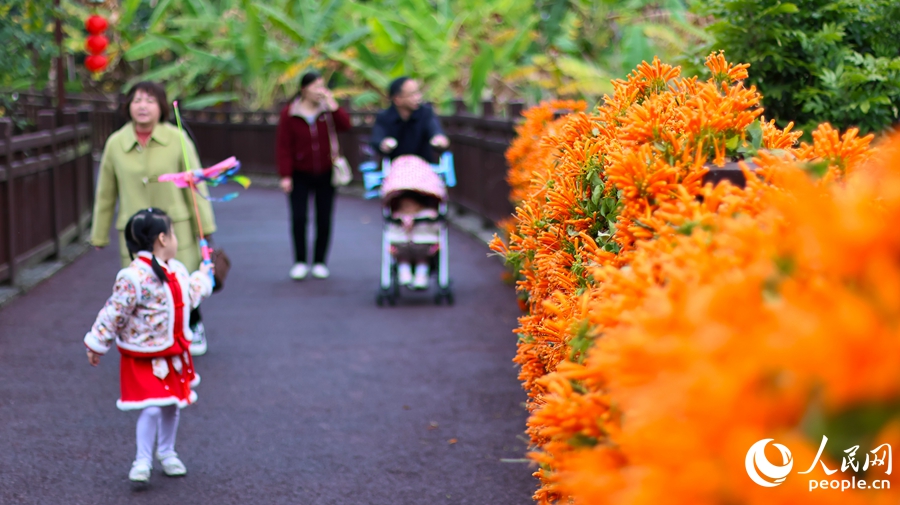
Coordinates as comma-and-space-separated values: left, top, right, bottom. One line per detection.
0, 188, 534, 504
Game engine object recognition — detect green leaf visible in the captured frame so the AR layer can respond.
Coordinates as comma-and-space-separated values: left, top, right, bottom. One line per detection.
241, 0, 265, 79
746, 119, 764, 150
147, 0, 175, 32
180, 92, 241, 109
568, 433, 599, 448
118, 0, 143, 28
620, 24, 654, 75
254, 2, 306, 45
802, 160, 830, 178
468, 42, 494, 110
125, 62, 184, 89
324, 27, 370, 54
124, 37, 172, 61
183, 0, 215, 18
759, 2, 799, 17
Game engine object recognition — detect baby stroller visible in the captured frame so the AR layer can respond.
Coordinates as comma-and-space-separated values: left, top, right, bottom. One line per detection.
361, 153, 457, 306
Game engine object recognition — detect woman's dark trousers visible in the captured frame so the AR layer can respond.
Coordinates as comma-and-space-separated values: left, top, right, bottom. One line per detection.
290, 170, 335, 264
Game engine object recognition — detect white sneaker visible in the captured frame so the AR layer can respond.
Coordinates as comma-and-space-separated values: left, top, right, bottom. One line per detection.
311, 263, 329, 279
290, 263, 309, 280
158, 454, 187, 477
129, 460, 152, 483
412, 264, 430, 289
189, 322, 207, 356
397, 263, 413, 285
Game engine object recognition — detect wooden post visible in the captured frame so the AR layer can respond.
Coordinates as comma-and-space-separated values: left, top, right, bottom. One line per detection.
38, 110, 62, 257
54, 0, 66, 117
507, 101, 524, 119
453, 99, 467, 116
64, 108, 86, 238
1, 119, 17, 285
83, 106, 95, 216
481, 100, 494, 117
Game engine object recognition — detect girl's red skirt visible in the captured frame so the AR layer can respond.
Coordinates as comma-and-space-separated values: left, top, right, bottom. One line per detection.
117, 349, 199, 411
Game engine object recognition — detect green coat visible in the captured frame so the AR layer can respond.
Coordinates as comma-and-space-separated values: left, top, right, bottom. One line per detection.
90, 121, 217, 271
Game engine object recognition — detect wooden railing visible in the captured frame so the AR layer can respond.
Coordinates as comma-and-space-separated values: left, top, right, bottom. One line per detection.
14, 92, 521, 224
0, 108, 94, 285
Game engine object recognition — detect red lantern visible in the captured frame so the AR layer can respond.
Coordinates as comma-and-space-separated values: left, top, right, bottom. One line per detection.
85, 35, 109, 55
85, 54, 109, 73
85, 15, 108, 35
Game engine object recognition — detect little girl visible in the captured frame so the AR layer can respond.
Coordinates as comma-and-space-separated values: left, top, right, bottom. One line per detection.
389, 191, 440, 288
84, 208, 213, 485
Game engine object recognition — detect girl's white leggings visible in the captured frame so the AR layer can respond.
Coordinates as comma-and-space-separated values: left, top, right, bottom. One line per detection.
135, 405, 180, 464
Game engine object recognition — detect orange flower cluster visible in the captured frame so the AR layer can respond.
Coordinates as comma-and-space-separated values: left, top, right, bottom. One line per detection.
493, 52, 900, 504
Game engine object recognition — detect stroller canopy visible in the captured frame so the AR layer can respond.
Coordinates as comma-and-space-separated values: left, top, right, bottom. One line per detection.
380, 155, 448, 203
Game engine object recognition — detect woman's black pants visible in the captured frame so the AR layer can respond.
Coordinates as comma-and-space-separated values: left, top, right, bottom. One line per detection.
289, 170, 335, 264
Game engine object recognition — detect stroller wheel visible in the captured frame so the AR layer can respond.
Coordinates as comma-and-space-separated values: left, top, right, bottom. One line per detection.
377, 287, 394, 307
435, 289, 454, 306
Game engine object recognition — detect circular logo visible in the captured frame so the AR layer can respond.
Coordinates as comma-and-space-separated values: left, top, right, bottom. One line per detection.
745, 439, 793, 487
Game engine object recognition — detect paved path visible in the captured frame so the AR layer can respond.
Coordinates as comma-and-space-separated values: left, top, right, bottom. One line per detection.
0, 187, 533, 504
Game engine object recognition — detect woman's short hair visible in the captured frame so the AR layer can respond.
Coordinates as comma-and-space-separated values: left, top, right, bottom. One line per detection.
123, 81, 169, 123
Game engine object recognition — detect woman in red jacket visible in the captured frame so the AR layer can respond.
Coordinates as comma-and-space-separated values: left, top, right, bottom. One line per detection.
276, 72, 352, 280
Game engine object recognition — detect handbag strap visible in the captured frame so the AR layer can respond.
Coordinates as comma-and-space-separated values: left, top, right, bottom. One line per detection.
323, 110, 342, 161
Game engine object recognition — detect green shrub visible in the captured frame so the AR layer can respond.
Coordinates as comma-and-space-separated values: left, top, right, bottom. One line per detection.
700, 0, 900, 135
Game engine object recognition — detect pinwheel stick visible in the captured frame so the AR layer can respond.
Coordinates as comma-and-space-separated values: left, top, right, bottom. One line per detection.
173, 101, 214, 284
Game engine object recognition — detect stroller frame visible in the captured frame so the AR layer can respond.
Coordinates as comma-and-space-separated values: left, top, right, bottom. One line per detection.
361, 152, 456, 306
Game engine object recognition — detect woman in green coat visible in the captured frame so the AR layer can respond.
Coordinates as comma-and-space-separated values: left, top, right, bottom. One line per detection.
90, 81, 216, 355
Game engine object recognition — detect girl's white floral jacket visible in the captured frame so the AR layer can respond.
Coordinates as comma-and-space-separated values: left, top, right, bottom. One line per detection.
84, 251, 213, 355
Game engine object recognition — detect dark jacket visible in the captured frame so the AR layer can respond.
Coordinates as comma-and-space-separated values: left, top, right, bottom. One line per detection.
369, 104, 444, 162
276, 106, 352, 177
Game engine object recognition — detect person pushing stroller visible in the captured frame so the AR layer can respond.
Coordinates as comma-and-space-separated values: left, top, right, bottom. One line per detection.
370, 76, 450, 163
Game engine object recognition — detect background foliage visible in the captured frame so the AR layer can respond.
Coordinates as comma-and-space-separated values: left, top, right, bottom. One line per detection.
700, 0, 900, 135
3, 0, 704, 112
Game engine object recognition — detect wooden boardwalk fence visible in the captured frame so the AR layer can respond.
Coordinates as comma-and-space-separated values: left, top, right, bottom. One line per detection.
0, 107, 94, 285
17, 93, 520, 226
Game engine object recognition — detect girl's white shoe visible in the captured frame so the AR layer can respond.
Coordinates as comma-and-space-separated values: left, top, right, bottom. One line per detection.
129, 460, 152, 483
189, 322, 207, 356
397, 263, 413, 285
311, 263, 329, 279
290, 263, 309, 280
412, 264, 430, 289
159, 455, 187, 477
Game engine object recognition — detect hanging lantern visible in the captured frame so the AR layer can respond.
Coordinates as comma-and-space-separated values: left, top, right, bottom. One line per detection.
85, 15, 108, 35
85, 54, 108, 73
83, 13, 109, 74
85, 34, 109, 55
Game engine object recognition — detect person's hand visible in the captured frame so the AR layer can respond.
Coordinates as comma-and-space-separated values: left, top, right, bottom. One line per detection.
380, 137, 398, 153
430, 134, 449, 149
323, 89, 339, 112
200, 262, 215, 277
87, 349, 101, 366
280, 177, 293, 193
